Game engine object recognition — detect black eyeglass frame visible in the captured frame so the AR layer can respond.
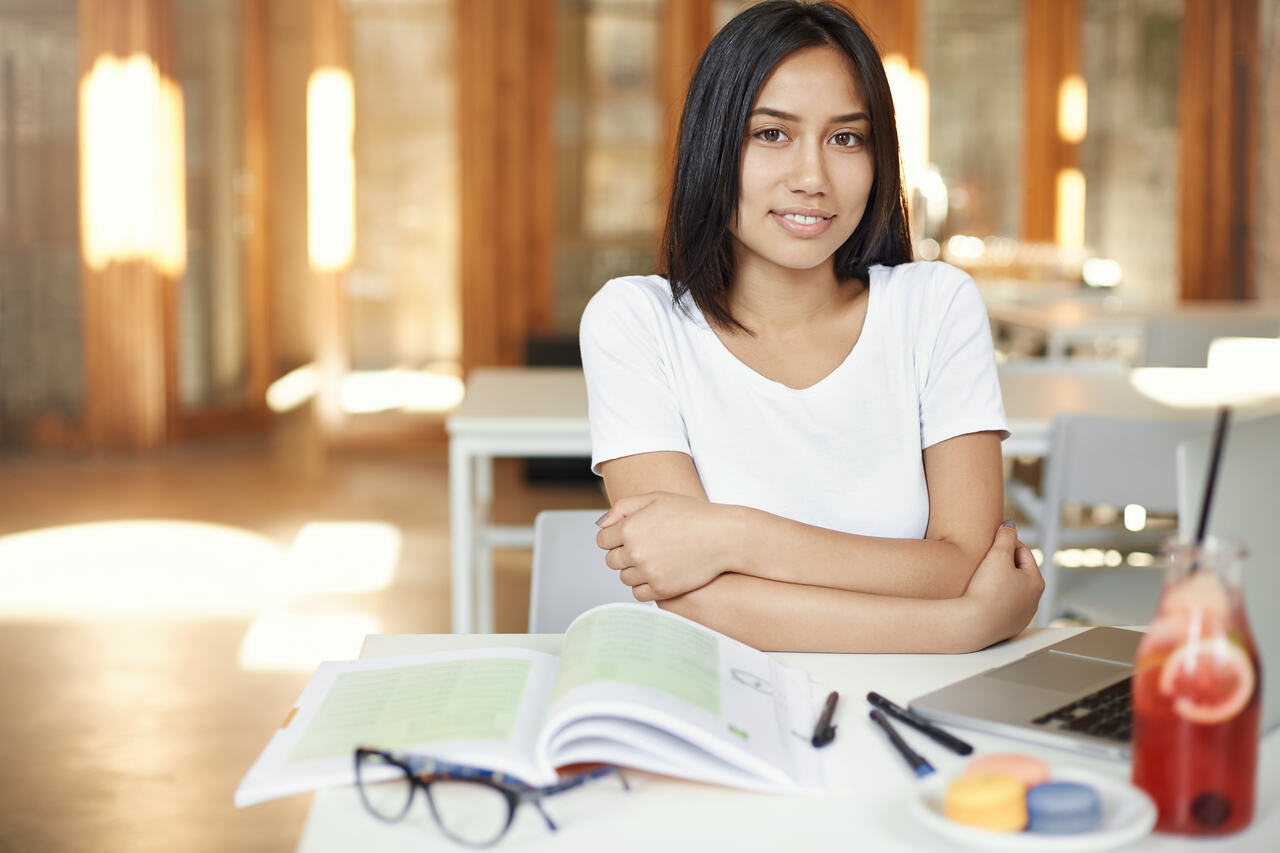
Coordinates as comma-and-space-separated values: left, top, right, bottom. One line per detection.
353, 747, 626, 848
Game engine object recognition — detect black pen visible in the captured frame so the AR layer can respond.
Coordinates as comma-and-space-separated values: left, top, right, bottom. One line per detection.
811, 691, 838, 747
870, 709, 935, 778
866, 691, 973, 756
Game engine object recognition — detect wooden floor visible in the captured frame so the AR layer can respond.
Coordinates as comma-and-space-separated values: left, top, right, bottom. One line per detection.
0, 421, 606, 853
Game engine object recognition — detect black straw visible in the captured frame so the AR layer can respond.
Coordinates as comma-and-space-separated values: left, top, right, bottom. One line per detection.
1194, 407, 1232, 547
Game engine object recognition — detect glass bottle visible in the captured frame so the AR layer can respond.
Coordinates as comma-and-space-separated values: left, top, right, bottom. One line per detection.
1131, 537, 1261, 835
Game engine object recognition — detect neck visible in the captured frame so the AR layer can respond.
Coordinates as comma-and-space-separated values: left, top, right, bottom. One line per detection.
727, 257, 863, 335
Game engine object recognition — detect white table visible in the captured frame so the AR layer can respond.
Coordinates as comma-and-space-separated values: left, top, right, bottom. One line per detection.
446, 368, 591, 633
446, 366, 1280, 633
295, 628, 1279, 851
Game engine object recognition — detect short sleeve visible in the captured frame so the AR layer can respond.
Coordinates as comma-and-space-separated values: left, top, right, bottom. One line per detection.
917, 272, 1008, 449
579, 278, 692, 474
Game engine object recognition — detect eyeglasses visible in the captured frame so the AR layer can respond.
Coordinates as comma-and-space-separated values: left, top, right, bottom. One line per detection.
354, 747, 629, 847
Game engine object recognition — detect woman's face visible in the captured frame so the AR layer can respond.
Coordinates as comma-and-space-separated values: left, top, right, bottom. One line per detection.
731, 46, 874, 280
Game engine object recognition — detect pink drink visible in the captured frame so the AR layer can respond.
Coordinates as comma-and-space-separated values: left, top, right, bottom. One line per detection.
1131, 540, 1261, 835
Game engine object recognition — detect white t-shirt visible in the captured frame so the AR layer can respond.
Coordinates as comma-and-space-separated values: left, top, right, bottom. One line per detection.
578, 261, 1008, 540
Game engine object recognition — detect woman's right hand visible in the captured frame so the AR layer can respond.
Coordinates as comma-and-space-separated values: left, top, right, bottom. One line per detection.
960, 522, 1045, 650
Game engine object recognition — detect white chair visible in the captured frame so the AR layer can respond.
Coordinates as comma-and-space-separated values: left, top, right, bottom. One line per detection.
1012, 413, 1218, 626
528, 509, 635, 633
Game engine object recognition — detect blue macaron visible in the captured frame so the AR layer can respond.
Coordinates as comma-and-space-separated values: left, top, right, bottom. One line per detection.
1025, 781, 1103, 834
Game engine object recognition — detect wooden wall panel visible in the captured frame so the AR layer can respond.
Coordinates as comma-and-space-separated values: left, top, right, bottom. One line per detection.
77, 0, 177, 450
242, 0, 272, 412
657, 0, 713, 214
1179, 0, 1259, 301
457, 0, 555, 373
1021, 0, 1080, 243
838, 0, 920, 66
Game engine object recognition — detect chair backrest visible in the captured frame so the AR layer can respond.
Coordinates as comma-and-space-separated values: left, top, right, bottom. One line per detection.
529, 509, 634, 633
1177, 413, 1280, 732
1044, 413, 1218, 511
1033, 413, 1219, 626
1141, 315, 1280, 367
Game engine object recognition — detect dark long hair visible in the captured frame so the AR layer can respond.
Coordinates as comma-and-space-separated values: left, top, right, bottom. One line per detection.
661, 0, 912, 332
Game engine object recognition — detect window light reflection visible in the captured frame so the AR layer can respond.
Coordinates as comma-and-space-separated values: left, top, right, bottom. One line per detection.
1058, 73, 1087, 144
0, 520, 400, 673
307, 68, 356, 271
883, 53, 929, 193
1054, 168, 1085, 248
285, 522, 401, 594
79, 53, 186, 276
238, 610, 381, 671
266, 364, 465, 414
0, 521, 283, 618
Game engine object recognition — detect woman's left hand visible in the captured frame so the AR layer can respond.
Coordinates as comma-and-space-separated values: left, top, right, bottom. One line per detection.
595, 492, 737, 601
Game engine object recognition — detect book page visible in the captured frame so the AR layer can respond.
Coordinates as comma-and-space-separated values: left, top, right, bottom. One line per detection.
290, 658, 532, 761
235, 648, 559, 807
551, 605, 720, 714
538, 604, 822, 791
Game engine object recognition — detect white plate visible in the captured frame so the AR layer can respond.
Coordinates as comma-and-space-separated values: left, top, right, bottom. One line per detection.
910, 766, 1157, 852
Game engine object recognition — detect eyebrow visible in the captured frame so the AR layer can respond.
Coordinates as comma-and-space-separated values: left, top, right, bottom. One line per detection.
749, 107, 870, 124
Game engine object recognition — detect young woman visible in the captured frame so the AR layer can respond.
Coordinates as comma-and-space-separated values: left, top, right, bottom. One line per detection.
579, 0, 1042, 653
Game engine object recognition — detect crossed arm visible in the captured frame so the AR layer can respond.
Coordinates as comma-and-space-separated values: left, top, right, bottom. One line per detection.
595, 432, 1044, 653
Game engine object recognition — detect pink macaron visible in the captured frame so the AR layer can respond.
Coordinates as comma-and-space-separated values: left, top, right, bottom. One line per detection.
965, 753, 1052, 788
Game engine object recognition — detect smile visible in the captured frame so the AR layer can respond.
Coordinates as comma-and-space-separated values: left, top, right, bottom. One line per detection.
781, 213, 828, 225
771, 211, 835, 237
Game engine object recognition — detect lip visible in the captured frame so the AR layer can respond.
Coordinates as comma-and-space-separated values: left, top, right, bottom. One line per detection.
770, 209, 835, 238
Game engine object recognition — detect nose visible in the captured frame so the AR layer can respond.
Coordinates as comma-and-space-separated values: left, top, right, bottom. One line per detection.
786, 138, 828, 195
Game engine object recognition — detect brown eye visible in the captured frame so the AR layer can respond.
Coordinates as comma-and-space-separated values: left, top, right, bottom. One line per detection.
831, 132, 863, 148
755, 128, 785, 143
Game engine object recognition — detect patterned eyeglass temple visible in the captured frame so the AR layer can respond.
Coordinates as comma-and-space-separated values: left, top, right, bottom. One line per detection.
354, 746, 629, 844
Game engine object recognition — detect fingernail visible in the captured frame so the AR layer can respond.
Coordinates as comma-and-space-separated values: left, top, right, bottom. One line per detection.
595, 512, 609, 527
1001, 519, 1017, 529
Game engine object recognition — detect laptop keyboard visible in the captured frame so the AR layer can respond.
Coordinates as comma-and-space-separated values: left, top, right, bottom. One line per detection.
1031, 677, 1132, 742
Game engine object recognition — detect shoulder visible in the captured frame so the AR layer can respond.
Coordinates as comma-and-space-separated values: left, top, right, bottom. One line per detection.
581, 275, 699, 339
873, 261, 987, 322
583, 275, 674, 322
873, 260, 975, 301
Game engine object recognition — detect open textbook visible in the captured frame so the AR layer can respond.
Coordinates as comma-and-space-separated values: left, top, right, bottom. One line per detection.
235, 603, 824, 806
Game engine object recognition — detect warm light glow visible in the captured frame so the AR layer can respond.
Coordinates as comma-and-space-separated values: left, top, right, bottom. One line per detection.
266, 364, 321, 413
307, 68, 356, 271
79, 53, 187, 276
339, 369, 466, 414
1131, 367, 1280, 408
265, 364, 466, 414
883, 54, 929, 192
1207, 337, 1280, 394
945, 233, 985, 261
1124, 504, 1147, 532
285, 522, 401, 594
918, 168, 948, 230
1055, 168, 1086, 247
0, 521, 283, 617
1082, 257, 1123, 288
238, 610, 381, 671
1058, 74, 1087, 144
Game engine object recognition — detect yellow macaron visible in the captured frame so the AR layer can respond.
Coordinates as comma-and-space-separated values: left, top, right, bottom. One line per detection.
944, 772, 1028, 832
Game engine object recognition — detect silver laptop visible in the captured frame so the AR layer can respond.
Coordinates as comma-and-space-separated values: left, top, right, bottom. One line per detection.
908, 412, 1280, 760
